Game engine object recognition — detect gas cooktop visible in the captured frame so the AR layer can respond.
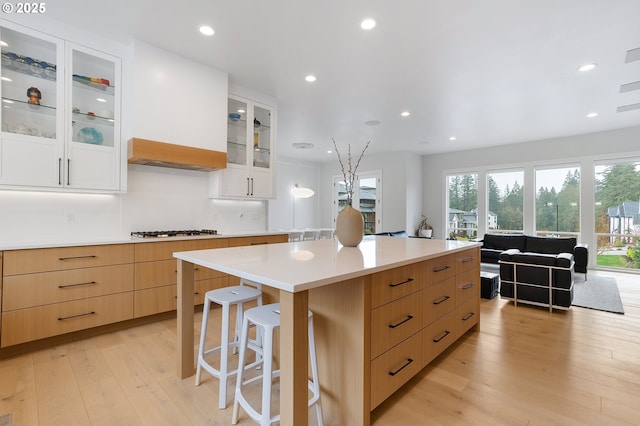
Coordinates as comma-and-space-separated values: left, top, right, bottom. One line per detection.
130, 229, 218, 238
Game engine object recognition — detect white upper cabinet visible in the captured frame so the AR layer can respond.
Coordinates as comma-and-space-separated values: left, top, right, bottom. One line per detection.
0, 20, 122, 191
210, 94, 276, 199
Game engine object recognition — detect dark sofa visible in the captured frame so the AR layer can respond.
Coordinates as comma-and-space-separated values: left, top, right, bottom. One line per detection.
478, 234, 587, 310
480, 234, 588, 276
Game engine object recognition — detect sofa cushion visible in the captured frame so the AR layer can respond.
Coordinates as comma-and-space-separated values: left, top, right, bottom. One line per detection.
511, 252, 558, 267
483, 234, 526, 251
525, 236, 577, 255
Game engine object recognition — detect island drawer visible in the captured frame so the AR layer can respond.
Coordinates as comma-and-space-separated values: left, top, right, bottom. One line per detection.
456, 267, 480, 305
370, 263, 423, 308
3, 244, 134, 276
229, 235, 288, 246
455, 296, 480, 339
423, 276, 456, 326
456, 247, 480, 274
2, 264, 134, 311
422, 310, 457, 366
371, 291, 423, 359
423, 253, 456, 285
370, 331, 422, 410
1, 292, 133, 347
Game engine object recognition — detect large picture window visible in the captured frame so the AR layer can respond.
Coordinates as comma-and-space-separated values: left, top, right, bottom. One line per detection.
487, 170, 524, 233
447, 173, 478, 240
535, 166, 580, 236
595, 161, 640, 270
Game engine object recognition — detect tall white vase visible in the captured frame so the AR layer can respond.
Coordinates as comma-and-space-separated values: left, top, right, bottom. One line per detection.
335, 205, 364, 247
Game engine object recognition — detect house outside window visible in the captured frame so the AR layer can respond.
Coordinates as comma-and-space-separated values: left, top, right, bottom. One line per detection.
447, 173, 478, 240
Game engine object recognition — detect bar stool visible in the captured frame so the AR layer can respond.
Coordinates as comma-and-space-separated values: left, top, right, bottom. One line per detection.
195, 279, 263, 409
232, 303, 323, 426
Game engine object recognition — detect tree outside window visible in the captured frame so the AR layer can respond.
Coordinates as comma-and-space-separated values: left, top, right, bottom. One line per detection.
535, 167, 580, 236
447, 173, 478, 240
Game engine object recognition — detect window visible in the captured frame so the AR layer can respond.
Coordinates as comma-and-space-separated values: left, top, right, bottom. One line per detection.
447, 173, 478, 240
332, 171, 382, 234
487, 170, 524, 233
594, 160, 640, 270
535, 166, 580, 237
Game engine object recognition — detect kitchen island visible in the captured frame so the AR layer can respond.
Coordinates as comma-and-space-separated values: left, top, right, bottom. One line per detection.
174, 236, 481, 426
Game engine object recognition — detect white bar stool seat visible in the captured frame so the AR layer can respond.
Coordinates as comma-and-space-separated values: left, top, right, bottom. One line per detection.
195, 280, 263, 409
232, 303, 323, 426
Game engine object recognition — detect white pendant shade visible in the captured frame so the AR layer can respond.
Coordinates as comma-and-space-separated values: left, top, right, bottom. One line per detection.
292, 184, 315, 198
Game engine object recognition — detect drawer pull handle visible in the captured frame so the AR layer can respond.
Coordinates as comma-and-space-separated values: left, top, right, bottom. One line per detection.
389, 278, 414, 288
433, 295, 450, 305
462, 312, 475, 321
58, 281, 97, 289
58, 255, 97, 261
58, 311, 95, 321
388, 358, 414, 377
461, 282, 475, 290
251, 242, 268, 245
433, 265, 450, 273
388, 315, 414, 329
461, 257, 475, 263
433, 330, 451, 343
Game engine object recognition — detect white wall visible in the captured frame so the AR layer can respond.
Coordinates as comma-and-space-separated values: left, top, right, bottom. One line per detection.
319, 151, 423, 233
268, 158, 320, 230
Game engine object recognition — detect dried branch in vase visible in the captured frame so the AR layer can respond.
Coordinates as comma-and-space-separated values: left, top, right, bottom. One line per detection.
331, 138, 370, 206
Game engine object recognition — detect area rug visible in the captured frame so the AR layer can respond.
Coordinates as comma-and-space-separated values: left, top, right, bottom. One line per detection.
573, 276, 624, 314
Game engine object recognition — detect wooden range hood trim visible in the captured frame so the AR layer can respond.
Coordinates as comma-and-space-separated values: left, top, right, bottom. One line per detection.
127, 138, 227, 172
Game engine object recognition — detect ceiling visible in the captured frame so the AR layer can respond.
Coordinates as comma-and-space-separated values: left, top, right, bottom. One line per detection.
34, 0, 640, 162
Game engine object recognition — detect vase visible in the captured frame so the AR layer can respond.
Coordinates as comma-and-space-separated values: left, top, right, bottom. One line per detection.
335, 205, 364, 247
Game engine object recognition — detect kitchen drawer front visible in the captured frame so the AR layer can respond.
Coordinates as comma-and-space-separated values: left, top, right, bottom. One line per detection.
371, 291, 423, 359
456, 247, 480, 274
423, 276, 456, 326
229, 235, 288, 247
134, 260, 226, 290
423, 253, 456, 285
134, 285, 176, 318
370, 331, 422, 410
455, 267, 480, 305
422, 310, 457, 366
1, 292, 133, 347
2, 264, 134, 311
371, 263, 423, 308
134, 238, 229, 262
3, 244, 134, 276
455, 296, 480, 339
194, 277, 229, 305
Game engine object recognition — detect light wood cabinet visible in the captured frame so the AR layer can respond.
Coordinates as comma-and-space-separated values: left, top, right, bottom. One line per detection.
1, 244, 134, 347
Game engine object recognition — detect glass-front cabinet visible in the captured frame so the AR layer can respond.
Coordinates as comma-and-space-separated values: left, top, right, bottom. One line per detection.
0, 21, 121, 191
211, 94, 275, 199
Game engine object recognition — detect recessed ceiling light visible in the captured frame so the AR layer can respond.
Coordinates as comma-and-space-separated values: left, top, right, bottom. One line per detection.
401, 111, 410, 117
360, 18, 376, 30
578, 63, 597, 72
449, 136, 457, 141
96, 98, 106, 103
586, 112, 598, 118
305, 75, 317, 83
199, 25, 215, 36
327, 150, 333, 154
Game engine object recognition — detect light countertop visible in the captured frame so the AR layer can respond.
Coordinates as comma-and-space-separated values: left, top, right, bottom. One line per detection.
0, 231, 289, 251
174, 236, 480, 293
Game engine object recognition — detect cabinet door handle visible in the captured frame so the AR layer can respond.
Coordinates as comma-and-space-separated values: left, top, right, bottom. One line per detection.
58, 311, 95, 321
461, 257, 475, 263
433, 295, 450, 305
58, 281, 97, 289
67, 158, 70, 185
462, 312, 476, 321
461, 282, 475, 290
58, 158, 62, 185
388, 315, 414, 329
246, 177, 250, 196
388, 277, 413, 288
250, 177, 254, 196
58, 255, 97, 261
388, 358, 413, 376
433, 330, 451, 343
433, 265, 450, 273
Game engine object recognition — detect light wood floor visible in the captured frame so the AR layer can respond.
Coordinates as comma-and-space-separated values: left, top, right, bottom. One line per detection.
1, 270, 639, 425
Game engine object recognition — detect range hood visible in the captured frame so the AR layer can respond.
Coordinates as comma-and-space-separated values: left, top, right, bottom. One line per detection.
127, 138, 227, 172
